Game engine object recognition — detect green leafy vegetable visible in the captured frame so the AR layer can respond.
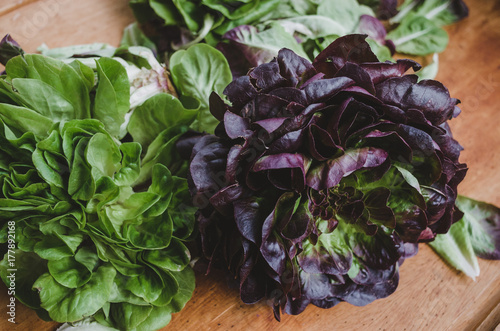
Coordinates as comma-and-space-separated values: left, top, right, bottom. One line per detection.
6, 55, 92, 120
128, 93, 198, 148
0, 47, 197, 330
430, 195, 500, 279
120, 23, 158, 52
34, 266, 116, 322
38, 41, 232, 135
415, 53, 439, 81
316, 0, 374, 32
391, 0, 469, 27
38, 44, 178, 110
93, 58, 130, 138
127, 0, 469, 77
428, 215, 480, 279
387, 15, 448, 56
169, 43, 232, 133
456, 196, 500, 259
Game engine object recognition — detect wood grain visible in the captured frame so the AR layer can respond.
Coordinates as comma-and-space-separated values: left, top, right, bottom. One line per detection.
0, 0, 39, 17
0, 0, 499, 330
477, 302, 500, 331
0, 0, 134, 54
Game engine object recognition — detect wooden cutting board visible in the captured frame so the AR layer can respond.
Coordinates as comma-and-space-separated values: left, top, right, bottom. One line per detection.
0, 0, 499, 330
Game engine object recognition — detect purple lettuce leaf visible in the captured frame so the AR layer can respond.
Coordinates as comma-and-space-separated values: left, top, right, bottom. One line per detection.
0, 34, 24, 66
358, 15, 396, 54
306, 148, 389, 191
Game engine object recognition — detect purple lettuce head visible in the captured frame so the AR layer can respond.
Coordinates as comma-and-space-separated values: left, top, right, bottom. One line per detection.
184, 34, 467, 319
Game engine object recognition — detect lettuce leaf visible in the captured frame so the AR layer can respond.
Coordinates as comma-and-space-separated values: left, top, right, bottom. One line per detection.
169, 44, 232, 133
429, 195, 500, 279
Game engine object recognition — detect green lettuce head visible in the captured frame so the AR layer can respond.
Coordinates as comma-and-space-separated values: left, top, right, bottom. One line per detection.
0, 46, 197, 329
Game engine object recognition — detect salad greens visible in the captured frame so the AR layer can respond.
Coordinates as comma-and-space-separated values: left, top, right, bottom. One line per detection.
387, 0, 468, 56
429, 196, 500, 279
129, 0, 282, 49
38, 40, 231, 134
0, 34, 233, 329
1, 0, 498, 326
128, 0, 469, 79
183, 35, 474, 318
169, 43, 232, 132
387, 15, 449, 56
37, 43, 177, 112
390, 0, 469, 26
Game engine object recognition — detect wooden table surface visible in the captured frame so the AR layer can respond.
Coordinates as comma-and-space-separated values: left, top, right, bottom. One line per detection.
0, 0, 499, 330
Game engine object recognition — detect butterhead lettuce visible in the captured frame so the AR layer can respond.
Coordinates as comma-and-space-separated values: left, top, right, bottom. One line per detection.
184, 34, 469, 319
0, 44, 197, 329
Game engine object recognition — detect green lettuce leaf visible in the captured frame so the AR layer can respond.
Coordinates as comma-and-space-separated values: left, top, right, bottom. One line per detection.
415, 53, 439, 81
34, 265, 116, 322
5, 55, 91, 119
120, 23, 157, 52
169, 44, 232, 133
127, 93, 198, 148
93, 58, 130, 138
428, 216, 480, 280
455, 196, 500, 259
391, 0, 468, 27
387, 15, 448, 56
317, 0, 374, 32
429, 195, 500, 279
